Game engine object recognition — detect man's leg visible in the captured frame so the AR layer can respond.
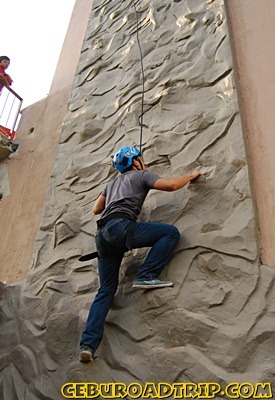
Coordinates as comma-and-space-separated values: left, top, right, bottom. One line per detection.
80, 255, 122, 359
80, 219, 131, 360
131, 222, 180, 280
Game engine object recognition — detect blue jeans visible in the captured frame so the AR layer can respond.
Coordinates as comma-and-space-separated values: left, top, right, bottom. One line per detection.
80, 218, 180, 352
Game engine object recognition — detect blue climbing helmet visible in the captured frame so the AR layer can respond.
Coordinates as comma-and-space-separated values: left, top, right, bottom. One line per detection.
112, 146, 141, 173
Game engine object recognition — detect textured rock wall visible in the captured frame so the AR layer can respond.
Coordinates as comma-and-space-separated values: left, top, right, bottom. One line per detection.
0, 0, 275, 399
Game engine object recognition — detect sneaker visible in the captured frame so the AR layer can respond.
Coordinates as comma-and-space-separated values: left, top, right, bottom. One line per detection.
132, 279, 173, 290
79, 346, 95, 363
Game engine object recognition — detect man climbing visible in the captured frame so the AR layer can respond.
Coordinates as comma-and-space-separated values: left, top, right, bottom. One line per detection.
79, 146, 201, 362
0, 56, 13, 93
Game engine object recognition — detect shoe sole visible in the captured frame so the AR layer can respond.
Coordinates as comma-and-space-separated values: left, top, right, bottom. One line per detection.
133, 283, 173, 290
79, 350, 93, 363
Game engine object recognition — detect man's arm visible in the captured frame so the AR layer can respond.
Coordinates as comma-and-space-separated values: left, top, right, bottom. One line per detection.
0, 73, 12, 86
153, 172, 201, 192
92, 195, 106, 215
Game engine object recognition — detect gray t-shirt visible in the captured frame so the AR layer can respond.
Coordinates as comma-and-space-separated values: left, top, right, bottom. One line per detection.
100, 170, 160, 221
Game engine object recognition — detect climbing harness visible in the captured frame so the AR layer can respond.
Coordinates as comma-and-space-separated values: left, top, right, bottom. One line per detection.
78, 217, 136, 262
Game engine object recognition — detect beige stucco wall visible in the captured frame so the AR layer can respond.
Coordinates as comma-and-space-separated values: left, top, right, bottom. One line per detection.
0, 89, 70, 283
225, 0, 275, 266
49, 0, 93, 94
0, 0, 93, 284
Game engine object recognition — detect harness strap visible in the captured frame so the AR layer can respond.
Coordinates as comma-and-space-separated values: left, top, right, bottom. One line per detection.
78, 251, 98, 262
97, 213, 130, 228
79, 218, 137, 261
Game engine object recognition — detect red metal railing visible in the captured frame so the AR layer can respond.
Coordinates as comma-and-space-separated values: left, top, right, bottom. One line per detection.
0, 80, 23, 141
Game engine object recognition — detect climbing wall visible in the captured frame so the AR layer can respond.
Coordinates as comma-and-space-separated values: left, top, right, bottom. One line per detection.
0, 1, 274, 399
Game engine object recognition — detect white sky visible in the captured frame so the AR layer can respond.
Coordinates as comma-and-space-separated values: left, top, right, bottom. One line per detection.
2, 0, 76, 108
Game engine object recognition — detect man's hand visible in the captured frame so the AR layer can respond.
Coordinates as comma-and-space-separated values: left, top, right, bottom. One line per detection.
189, 171, 201, 182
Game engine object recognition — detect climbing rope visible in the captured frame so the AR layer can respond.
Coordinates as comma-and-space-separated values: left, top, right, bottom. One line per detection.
131, 0, 145, 153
